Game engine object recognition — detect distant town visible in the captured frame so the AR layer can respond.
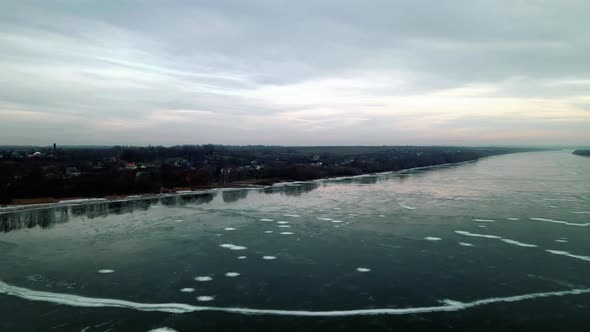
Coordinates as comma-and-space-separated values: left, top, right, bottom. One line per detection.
0, 145, 544, 205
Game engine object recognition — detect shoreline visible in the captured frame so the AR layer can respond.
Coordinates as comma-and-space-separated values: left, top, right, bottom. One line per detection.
0, 158, 479, 213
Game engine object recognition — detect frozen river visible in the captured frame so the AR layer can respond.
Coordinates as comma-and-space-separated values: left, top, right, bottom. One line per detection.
1, 150, 590, 331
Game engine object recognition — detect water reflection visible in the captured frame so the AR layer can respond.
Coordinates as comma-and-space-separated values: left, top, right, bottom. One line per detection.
0, 192, 216, 233
222, 189, 249, 203
0, 207, 70, 232
264, 182, 320, 196
0, 164, 460, 233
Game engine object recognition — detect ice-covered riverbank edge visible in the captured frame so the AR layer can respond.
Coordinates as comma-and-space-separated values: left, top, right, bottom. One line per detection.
0, 158, 482, 213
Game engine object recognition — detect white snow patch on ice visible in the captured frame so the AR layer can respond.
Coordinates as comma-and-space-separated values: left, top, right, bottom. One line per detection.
196, 296, 215, 302
530, 218, 590, 227
194, 276, 212, 282
98, 269, 115, 274
219, 244, 247, 251
500, 239, 537, 248
546, 250, 590, 262
180, 288, 195, 293
455, 231, 501, 239
1, 279, 590, 316
543, 198, 577, 202
225, 272, 240, 277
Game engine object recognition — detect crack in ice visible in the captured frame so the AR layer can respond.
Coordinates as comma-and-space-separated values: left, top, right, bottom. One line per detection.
0, 279, 588, 317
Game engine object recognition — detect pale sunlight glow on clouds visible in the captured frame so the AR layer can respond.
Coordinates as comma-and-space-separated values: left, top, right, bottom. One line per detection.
0, 0, 589, 145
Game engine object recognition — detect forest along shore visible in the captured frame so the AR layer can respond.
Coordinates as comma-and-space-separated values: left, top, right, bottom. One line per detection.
0, 145, 547, 206
573, 149, 590, 157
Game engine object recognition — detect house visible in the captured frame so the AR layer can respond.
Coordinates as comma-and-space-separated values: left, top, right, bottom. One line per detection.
65, 167, 81, 178
125, 162, 138, 170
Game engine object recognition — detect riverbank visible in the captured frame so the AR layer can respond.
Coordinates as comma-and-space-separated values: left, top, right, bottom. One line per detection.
0, 159, 480, 212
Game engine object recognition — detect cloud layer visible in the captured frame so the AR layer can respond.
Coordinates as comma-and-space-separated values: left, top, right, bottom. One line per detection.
1, 0, 589, 145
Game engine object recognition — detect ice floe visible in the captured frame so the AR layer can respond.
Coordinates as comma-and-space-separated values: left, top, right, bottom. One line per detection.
506, 218, 520, 221
473, 219, 495, 223
555, 239, 568, 243
180, 288, 195, 293
500, 239, 537, 248
194, 276, 212, 282
280, 232, 294, 235
278, 225, 291, 228
331, 220, 344, 223
356, 267, 371, 272
424, 237, 441, 241
259, 218, 273, 222
317, 217, 333, 221
237, 256, 247, 259
284, 214, 300, 218
219, 244, 247, 250
263, 256, 277, 260
225, 272, 240, 277
58, 198, 107, 204
1, 278, 590, 316
399, 204, 416, 210
264, 231, 273, 234
148, 328, 178, 332
458, 242, 474, 247
276, 221, 289, 224
456, 231, 537, 248
455, 231, 501, 239
196, 296, 215, 302
98, 269, 115, 274
543, 198, 577, 202
546, 250, 590, 262
530, 218, 590, 227
224, 227, 236, 231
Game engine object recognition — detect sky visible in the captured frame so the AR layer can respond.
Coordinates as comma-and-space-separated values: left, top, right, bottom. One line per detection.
1, 0, 589, 146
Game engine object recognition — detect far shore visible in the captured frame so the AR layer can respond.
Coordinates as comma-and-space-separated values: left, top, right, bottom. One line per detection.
2, 178, 279, 209
0, 158, 483, 212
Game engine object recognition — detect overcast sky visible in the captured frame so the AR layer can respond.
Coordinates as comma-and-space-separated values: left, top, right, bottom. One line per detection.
1, 0, 589, 146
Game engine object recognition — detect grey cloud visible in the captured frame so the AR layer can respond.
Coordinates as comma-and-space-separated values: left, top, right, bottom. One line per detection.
0, 0, 589, 145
